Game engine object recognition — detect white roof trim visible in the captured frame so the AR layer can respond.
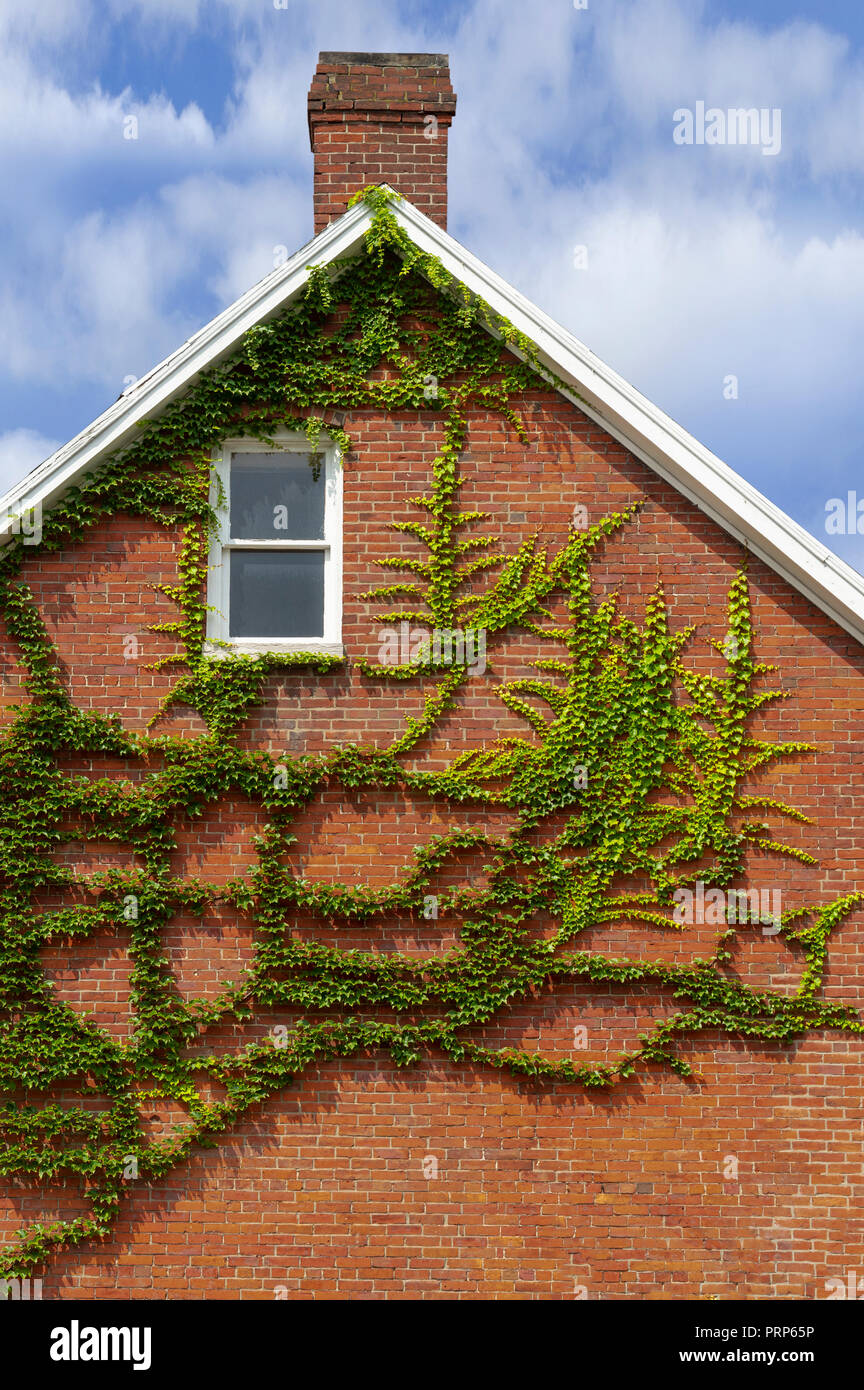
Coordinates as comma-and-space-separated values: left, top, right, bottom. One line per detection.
3, 187, 864, 646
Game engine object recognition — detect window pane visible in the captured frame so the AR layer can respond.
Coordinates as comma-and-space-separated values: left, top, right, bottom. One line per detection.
230, 452, 325, 540
229, 550, 325, 638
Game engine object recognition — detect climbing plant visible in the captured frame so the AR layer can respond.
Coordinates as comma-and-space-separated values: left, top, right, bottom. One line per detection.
0, 187, 860, 1280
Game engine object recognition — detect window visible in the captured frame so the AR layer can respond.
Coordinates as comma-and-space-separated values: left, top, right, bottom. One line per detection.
205, 434, 343, 655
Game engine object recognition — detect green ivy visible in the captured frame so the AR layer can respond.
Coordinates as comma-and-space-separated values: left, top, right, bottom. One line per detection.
0, 187, 859, 1280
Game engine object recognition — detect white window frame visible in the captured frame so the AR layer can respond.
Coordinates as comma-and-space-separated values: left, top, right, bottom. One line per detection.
204, 432, 343, 657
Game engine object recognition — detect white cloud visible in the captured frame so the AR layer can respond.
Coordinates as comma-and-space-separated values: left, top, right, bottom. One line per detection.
0, 66, 213, 169
586, 0, 862, 177
0, 429, 61, 498
0, 0, 426, 390
483, 188, 864, 439
0, 171, 313, 389
0, 0, 89, 45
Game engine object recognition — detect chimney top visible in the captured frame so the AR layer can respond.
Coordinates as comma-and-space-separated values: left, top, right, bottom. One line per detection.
308, 51, 457, 235
317, 52, 449, 67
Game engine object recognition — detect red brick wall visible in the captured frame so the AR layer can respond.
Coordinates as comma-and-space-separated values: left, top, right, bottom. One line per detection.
308, 53, 456, 233
2, 385, 863, 1299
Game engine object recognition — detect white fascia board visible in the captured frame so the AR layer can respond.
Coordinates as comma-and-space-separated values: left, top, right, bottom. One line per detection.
391, 196, 864, 646
0, 198, 374, 535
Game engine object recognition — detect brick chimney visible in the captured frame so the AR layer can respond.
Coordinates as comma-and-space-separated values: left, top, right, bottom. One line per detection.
307, 52, 457, 234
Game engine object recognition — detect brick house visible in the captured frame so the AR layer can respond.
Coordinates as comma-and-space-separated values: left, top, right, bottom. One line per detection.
0, 51, 862, 1300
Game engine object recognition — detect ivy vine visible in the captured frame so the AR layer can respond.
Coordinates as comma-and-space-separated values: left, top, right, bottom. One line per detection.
0, 187, 859, 1281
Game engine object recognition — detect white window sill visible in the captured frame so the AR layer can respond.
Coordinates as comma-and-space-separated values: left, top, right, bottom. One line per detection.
202, 639, 344, 659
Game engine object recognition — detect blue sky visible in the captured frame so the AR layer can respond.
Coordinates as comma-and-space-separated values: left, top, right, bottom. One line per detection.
1, 0, 863, 568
